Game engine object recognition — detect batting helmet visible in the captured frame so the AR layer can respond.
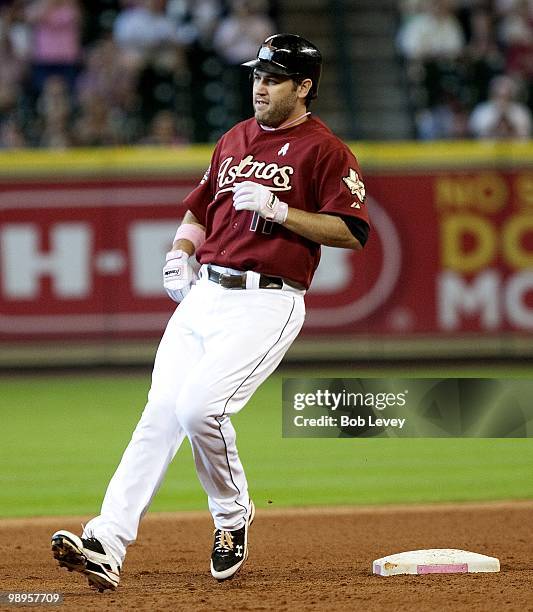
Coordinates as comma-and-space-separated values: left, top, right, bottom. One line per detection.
241, 34, 322, 100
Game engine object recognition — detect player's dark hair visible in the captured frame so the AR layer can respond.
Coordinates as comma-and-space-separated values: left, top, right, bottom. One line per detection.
292, 75, 314, 108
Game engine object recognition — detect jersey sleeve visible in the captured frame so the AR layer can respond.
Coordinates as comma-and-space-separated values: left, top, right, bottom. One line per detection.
313, 143, 369, 226
181, 142, 221, 226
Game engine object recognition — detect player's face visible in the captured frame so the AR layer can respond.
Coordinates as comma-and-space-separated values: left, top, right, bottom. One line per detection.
252, 70, 302, 127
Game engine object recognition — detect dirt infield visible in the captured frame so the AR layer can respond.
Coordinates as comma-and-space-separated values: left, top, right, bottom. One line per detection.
1, 502, 532, 612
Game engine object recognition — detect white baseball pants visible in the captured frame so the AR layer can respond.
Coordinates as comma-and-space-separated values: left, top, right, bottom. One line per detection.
84, 268, 305, 564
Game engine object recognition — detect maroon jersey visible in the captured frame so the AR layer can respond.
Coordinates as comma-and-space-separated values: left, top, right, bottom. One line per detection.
184, 116, 369, 289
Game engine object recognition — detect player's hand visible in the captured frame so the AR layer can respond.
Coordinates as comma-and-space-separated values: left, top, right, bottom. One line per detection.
232, 181, 288, 224
163, 249, 198, 303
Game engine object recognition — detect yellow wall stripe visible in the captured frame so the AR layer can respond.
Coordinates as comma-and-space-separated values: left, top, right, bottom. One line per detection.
0, 141, 532, 178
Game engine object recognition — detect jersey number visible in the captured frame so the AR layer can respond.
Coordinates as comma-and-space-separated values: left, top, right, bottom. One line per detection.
250, 212, 274, 234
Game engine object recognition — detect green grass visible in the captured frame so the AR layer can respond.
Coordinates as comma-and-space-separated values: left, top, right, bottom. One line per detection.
1, 367, 532, 518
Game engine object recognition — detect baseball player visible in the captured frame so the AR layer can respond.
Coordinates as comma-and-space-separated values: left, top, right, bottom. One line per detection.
50, 33, 370, 591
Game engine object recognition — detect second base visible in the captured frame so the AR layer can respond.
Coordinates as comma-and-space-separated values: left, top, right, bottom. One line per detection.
373, 548, 500, 576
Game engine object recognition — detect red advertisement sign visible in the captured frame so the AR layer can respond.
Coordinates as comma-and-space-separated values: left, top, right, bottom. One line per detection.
1, 164, 532, 346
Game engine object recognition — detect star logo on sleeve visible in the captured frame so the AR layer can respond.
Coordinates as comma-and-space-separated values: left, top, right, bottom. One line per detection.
342, 169, 366, 207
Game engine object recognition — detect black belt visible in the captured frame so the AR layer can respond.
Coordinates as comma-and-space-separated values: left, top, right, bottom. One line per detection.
207, 265, 285, 290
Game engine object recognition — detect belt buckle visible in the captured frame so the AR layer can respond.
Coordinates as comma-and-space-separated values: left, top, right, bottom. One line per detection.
221, 272, 246, 289
218, 272, 232, 288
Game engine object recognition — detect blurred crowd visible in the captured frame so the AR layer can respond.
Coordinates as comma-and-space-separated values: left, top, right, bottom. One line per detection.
397, 0, 532, 139
1, 0, 531, 148
0, 0, 277, 148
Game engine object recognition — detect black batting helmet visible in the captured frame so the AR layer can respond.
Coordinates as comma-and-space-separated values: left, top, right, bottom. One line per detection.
241, 33, 322, 100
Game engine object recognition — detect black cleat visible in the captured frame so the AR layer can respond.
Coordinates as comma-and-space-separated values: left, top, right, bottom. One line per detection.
51, 530, 120, 592
210, 501, 255, 581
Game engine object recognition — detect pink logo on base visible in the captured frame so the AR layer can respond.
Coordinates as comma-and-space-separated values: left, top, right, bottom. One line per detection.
417, 563, 468, 574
